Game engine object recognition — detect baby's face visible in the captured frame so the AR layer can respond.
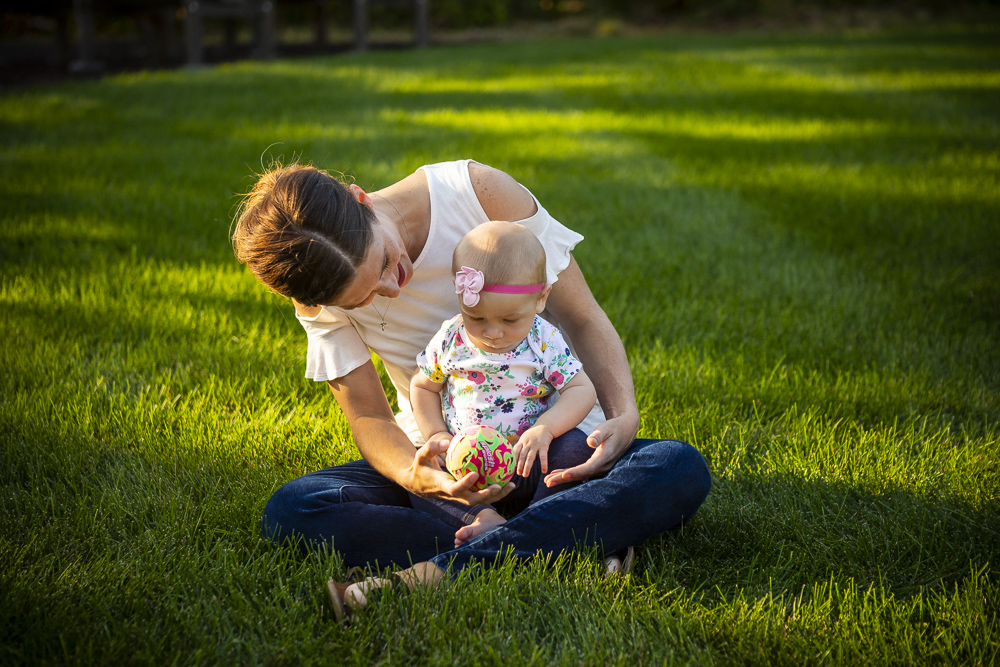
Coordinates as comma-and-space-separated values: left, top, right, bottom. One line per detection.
459, 291, 546, 354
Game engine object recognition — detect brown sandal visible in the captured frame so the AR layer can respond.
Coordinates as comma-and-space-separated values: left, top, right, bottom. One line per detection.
326, 579, 353, 623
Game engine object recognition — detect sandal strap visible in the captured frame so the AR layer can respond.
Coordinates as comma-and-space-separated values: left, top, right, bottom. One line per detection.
326, 579, 353, 623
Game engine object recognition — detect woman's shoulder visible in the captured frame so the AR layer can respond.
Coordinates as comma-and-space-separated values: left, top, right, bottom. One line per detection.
466, 161, 538, 221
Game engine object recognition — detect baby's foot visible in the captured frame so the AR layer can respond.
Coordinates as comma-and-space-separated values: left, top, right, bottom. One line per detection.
455, 508, 506, 547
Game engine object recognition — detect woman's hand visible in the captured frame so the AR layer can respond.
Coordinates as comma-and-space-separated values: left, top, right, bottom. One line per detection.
543, 411, 639, 487
425, 430, 453, 469
407, 438, 516, 505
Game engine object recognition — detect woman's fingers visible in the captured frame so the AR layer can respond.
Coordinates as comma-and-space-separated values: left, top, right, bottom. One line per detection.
545, 439, 617, 485
415, 439, 449, 466
456, 480, 517, 505
443, 473, 516, 505
537, 423, 622, 486
445, 471, 479, 494
543, 468, 568, 486
568, 416, 639, 481
475, 481, 516, 504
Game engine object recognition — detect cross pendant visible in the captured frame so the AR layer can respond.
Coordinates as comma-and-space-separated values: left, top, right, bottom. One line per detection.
379, 319, 387, 331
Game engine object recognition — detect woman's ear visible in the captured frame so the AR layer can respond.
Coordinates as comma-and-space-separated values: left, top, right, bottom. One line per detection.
535, 285, 552, 313
348, 184, 374, 210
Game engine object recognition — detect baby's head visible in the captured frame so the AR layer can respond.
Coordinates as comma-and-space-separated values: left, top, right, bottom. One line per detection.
452, 222, 551, 354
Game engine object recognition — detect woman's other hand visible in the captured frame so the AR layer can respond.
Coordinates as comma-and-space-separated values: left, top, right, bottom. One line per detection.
543, 412, 639, 487
543, 255, 642, 486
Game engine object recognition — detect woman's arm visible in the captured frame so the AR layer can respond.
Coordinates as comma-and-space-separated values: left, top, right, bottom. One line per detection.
327, 361, 511, 503
542, 257, 641, 483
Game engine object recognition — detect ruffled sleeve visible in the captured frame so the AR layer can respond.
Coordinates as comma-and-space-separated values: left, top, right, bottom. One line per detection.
515, 187, 584, 285
296, 306, 372, 382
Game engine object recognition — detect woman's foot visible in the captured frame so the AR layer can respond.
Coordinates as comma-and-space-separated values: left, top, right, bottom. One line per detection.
342, 561, 446, 611
603, 546, 636, 577
454, 508, 506, 547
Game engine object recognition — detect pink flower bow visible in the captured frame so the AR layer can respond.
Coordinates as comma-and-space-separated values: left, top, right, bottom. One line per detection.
455, 266, 485, 307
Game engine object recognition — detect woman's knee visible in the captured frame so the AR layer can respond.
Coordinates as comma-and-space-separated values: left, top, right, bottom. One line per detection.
259, 475, 323, 543
260, 483, 292, 542
668, 440, 712, 516
642, 439, 712, 514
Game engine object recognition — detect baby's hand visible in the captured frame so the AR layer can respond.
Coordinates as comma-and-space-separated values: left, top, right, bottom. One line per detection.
514, 425, 554, 476
427, 431, 453, 471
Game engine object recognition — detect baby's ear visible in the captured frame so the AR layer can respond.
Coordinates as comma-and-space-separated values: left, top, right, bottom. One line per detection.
535, 285, 552, 313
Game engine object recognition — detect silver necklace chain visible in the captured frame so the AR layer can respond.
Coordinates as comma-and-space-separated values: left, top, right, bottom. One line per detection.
370, 194, 408, 331
372, 298, 391, 331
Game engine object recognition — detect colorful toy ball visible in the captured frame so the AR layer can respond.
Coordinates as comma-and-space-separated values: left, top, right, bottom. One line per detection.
446, 426, 515, 491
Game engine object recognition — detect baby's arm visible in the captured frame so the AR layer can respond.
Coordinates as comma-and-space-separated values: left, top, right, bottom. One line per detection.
515, 370, 597, 476
410, 372, 452, 446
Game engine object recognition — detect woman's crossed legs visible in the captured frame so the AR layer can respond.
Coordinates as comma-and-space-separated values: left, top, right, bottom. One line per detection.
261, 433, 711, 606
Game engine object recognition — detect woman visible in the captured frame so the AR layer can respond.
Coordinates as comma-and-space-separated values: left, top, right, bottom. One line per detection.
233, 159, 711, 615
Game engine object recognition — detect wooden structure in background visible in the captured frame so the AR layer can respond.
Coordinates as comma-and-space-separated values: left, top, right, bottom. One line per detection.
68, 0, 431, 73
70, 0, 101, 72
69, 0, 181, 72
352, 0, 429, 52
182, 0, 276, 66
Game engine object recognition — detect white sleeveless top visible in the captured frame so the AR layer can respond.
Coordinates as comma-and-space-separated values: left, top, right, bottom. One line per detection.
295, 159, 604, 443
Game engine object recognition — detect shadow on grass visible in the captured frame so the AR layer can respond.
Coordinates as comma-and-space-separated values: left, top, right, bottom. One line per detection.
648, 471, 1000, 600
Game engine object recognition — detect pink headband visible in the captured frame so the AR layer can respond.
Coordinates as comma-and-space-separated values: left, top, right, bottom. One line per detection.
455, 266, 546, 307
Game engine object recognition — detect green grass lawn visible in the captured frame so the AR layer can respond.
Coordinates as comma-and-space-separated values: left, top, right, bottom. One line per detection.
2, 23, 999, 665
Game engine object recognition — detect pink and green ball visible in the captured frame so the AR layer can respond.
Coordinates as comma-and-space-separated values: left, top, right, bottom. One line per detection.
446, 426, 515, 491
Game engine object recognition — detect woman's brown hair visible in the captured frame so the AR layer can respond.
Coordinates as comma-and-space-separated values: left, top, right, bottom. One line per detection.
232, 163, 375, 307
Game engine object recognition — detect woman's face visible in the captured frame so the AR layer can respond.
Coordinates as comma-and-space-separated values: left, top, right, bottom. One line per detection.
331, 220, 413, 310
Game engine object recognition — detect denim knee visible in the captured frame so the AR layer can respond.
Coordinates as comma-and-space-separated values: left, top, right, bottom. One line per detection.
260, 477, 310, 543
660, 439, 712, 525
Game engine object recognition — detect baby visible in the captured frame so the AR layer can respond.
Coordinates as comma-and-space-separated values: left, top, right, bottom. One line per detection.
410, 221, 597, 546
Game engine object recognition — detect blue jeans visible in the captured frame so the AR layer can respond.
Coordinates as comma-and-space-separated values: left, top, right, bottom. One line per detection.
261, 431, 712, 572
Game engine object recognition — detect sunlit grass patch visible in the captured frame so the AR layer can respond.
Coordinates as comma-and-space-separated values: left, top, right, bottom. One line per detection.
400, 106, 902, 143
